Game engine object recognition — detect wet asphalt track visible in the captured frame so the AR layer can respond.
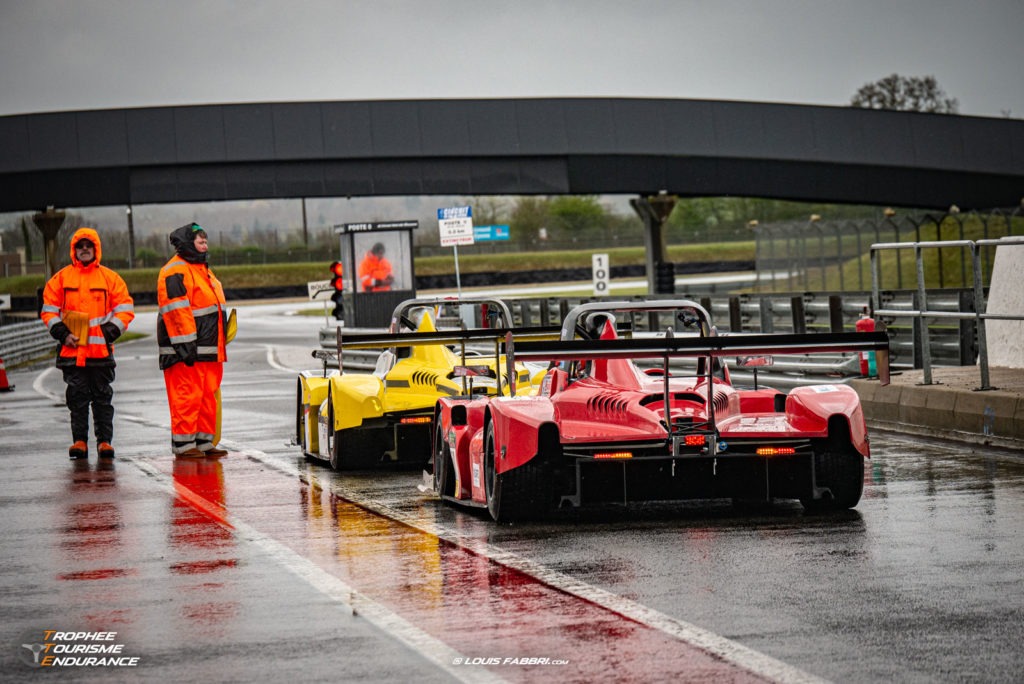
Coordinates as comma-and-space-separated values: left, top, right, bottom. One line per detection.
1, 302, 1022, 683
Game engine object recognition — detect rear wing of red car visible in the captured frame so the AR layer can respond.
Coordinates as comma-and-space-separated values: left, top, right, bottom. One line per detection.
505, 329, 889, 446
504, 330, 891, 390
506, 298, 889, 388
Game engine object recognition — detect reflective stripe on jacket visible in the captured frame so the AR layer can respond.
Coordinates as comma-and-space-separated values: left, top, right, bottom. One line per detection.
157, 256, 227, 370
40, 227, 135, 368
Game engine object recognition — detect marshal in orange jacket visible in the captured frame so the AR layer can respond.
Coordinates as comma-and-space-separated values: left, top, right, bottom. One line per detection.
156, 235, 227, 370
40, 227, 135, 368
358, 243, 394, 292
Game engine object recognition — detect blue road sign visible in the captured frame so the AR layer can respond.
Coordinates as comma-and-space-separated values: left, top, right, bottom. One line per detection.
473, 224, 510, 242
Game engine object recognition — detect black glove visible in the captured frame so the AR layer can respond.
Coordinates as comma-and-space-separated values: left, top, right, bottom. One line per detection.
173, 342, 198, 366
49, 321, 71, 344
101, 322, 122, 344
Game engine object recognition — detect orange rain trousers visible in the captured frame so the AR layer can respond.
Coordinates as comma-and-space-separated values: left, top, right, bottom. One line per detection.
164, 360, 223, 450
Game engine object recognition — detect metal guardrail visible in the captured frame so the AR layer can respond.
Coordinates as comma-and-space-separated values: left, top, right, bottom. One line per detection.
871, 236, 1024, 389
320, 288, 980, 388
500, 292, 971, 369
0, 319, 53, 367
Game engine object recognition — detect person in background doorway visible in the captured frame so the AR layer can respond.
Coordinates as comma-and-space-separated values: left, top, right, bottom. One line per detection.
40, 228, 135, 460
157, 222, 229, 458
358, 242, 394, 292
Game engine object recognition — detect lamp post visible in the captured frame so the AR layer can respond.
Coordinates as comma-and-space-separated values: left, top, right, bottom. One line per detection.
748, 220, 761, 291
882, 207, 901, 288
126, 205, 136, 269
809, 214, 825, 289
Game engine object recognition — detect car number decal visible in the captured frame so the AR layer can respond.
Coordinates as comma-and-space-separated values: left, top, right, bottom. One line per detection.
726, 416, 790, 432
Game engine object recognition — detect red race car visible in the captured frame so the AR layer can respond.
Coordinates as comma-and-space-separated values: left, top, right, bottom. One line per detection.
431, 299, 890, 521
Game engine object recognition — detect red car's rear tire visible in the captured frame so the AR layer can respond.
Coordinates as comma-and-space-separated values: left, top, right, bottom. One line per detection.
484, 421, 555, 522
484, 422, 504, 520
434, 425, 455, 498
801, 418, 864, 512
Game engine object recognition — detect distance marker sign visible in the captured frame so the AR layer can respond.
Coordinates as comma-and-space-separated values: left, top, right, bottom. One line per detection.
592, 254, 609, 296
437, 206, 474, 247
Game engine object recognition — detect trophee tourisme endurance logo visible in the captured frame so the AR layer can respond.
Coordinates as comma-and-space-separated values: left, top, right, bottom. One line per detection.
19, 630, 141, 669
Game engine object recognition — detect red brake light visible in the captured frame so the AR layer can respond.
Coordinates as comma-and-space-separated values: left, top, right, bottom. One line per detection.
683, 435, 706, 447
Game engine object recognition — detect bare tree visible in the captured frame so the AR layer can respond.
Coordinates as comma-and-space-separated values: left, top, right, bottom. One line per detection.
850, 74, 959, 113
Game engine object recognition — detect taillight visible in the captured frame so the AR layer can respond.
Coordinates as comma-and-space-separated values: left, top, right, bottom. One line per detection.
593, 451, 633, 459
400, 416, 432, 425
756, 446, 796, 456
683, 435, 706, 447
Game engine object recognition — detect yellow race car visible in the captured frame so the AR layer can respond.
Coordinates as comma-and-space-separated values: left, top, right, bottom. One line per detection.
295, 298, 555, 470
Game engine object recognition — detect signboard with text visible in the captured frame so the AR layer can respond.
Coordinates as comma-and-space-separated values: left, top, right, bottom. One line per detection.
307, 280, 333, 300
437, 206, 475, 246
592, 254, 610, 296
335, 220, 418, 234
473, 224, 510, 242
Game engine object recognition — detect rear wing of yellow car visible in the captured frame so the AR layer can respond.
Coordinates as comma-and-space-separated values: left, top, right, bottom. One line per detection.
312, 325, 562, 370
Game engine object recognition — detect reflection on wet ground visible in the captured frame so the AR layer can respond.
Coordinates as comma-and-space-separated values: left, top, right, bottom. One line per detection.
169, 458, 240, 635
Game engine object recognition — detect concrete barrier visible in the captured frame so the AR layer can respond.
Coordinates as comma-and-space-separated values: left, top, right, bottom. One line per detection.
851, 366, 1024, 451
986, 240, 1024, 369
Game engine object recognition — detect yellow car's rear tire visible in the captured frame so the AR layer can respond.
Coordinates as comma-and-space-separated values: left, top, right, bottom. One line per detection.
295, 378, 306, 453
327, 392, 341, 470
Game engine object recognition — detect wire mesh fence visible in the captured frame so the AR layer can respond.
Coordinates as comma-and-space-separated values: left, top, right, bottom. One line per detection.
752, 207, 1024, 293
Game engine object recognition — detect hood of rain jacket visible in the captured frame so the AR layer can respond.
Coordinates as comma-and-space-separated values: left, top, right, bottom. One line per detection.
169, 222, 208, 265
69, 227, 103, 268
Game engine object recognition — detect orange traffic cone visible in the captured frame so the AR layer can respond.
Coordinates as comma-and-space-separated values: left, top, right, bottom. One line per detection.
0, 356, 13, 391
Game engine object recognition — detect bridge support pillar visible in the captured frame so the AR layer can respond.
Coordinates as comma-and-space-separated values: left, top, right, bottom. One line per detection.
32, 207, 67, 279
630, 194, 677, 294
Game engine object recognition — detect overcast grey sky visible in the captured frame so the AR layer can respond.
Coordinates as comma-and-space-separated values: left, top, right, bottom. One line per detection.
2, 0, 1022, 119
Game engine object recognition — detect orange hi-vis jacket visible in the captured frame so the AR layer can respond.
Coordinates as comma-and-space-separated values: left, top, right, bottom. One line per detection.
358, 251, 393, 292
157, 254, 227, 371
40, 227, 135, 368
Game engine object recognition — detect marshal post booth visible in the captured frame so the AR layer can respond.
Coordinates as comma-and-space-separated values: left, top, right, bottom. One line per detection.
334, 220, 417, 328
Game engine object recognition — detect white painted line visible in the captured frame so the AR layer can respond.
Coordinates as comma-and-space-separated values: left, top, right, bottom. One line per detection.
264, 344, 302, 373
124, 453, 507, 684
33, 367, 62, 402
